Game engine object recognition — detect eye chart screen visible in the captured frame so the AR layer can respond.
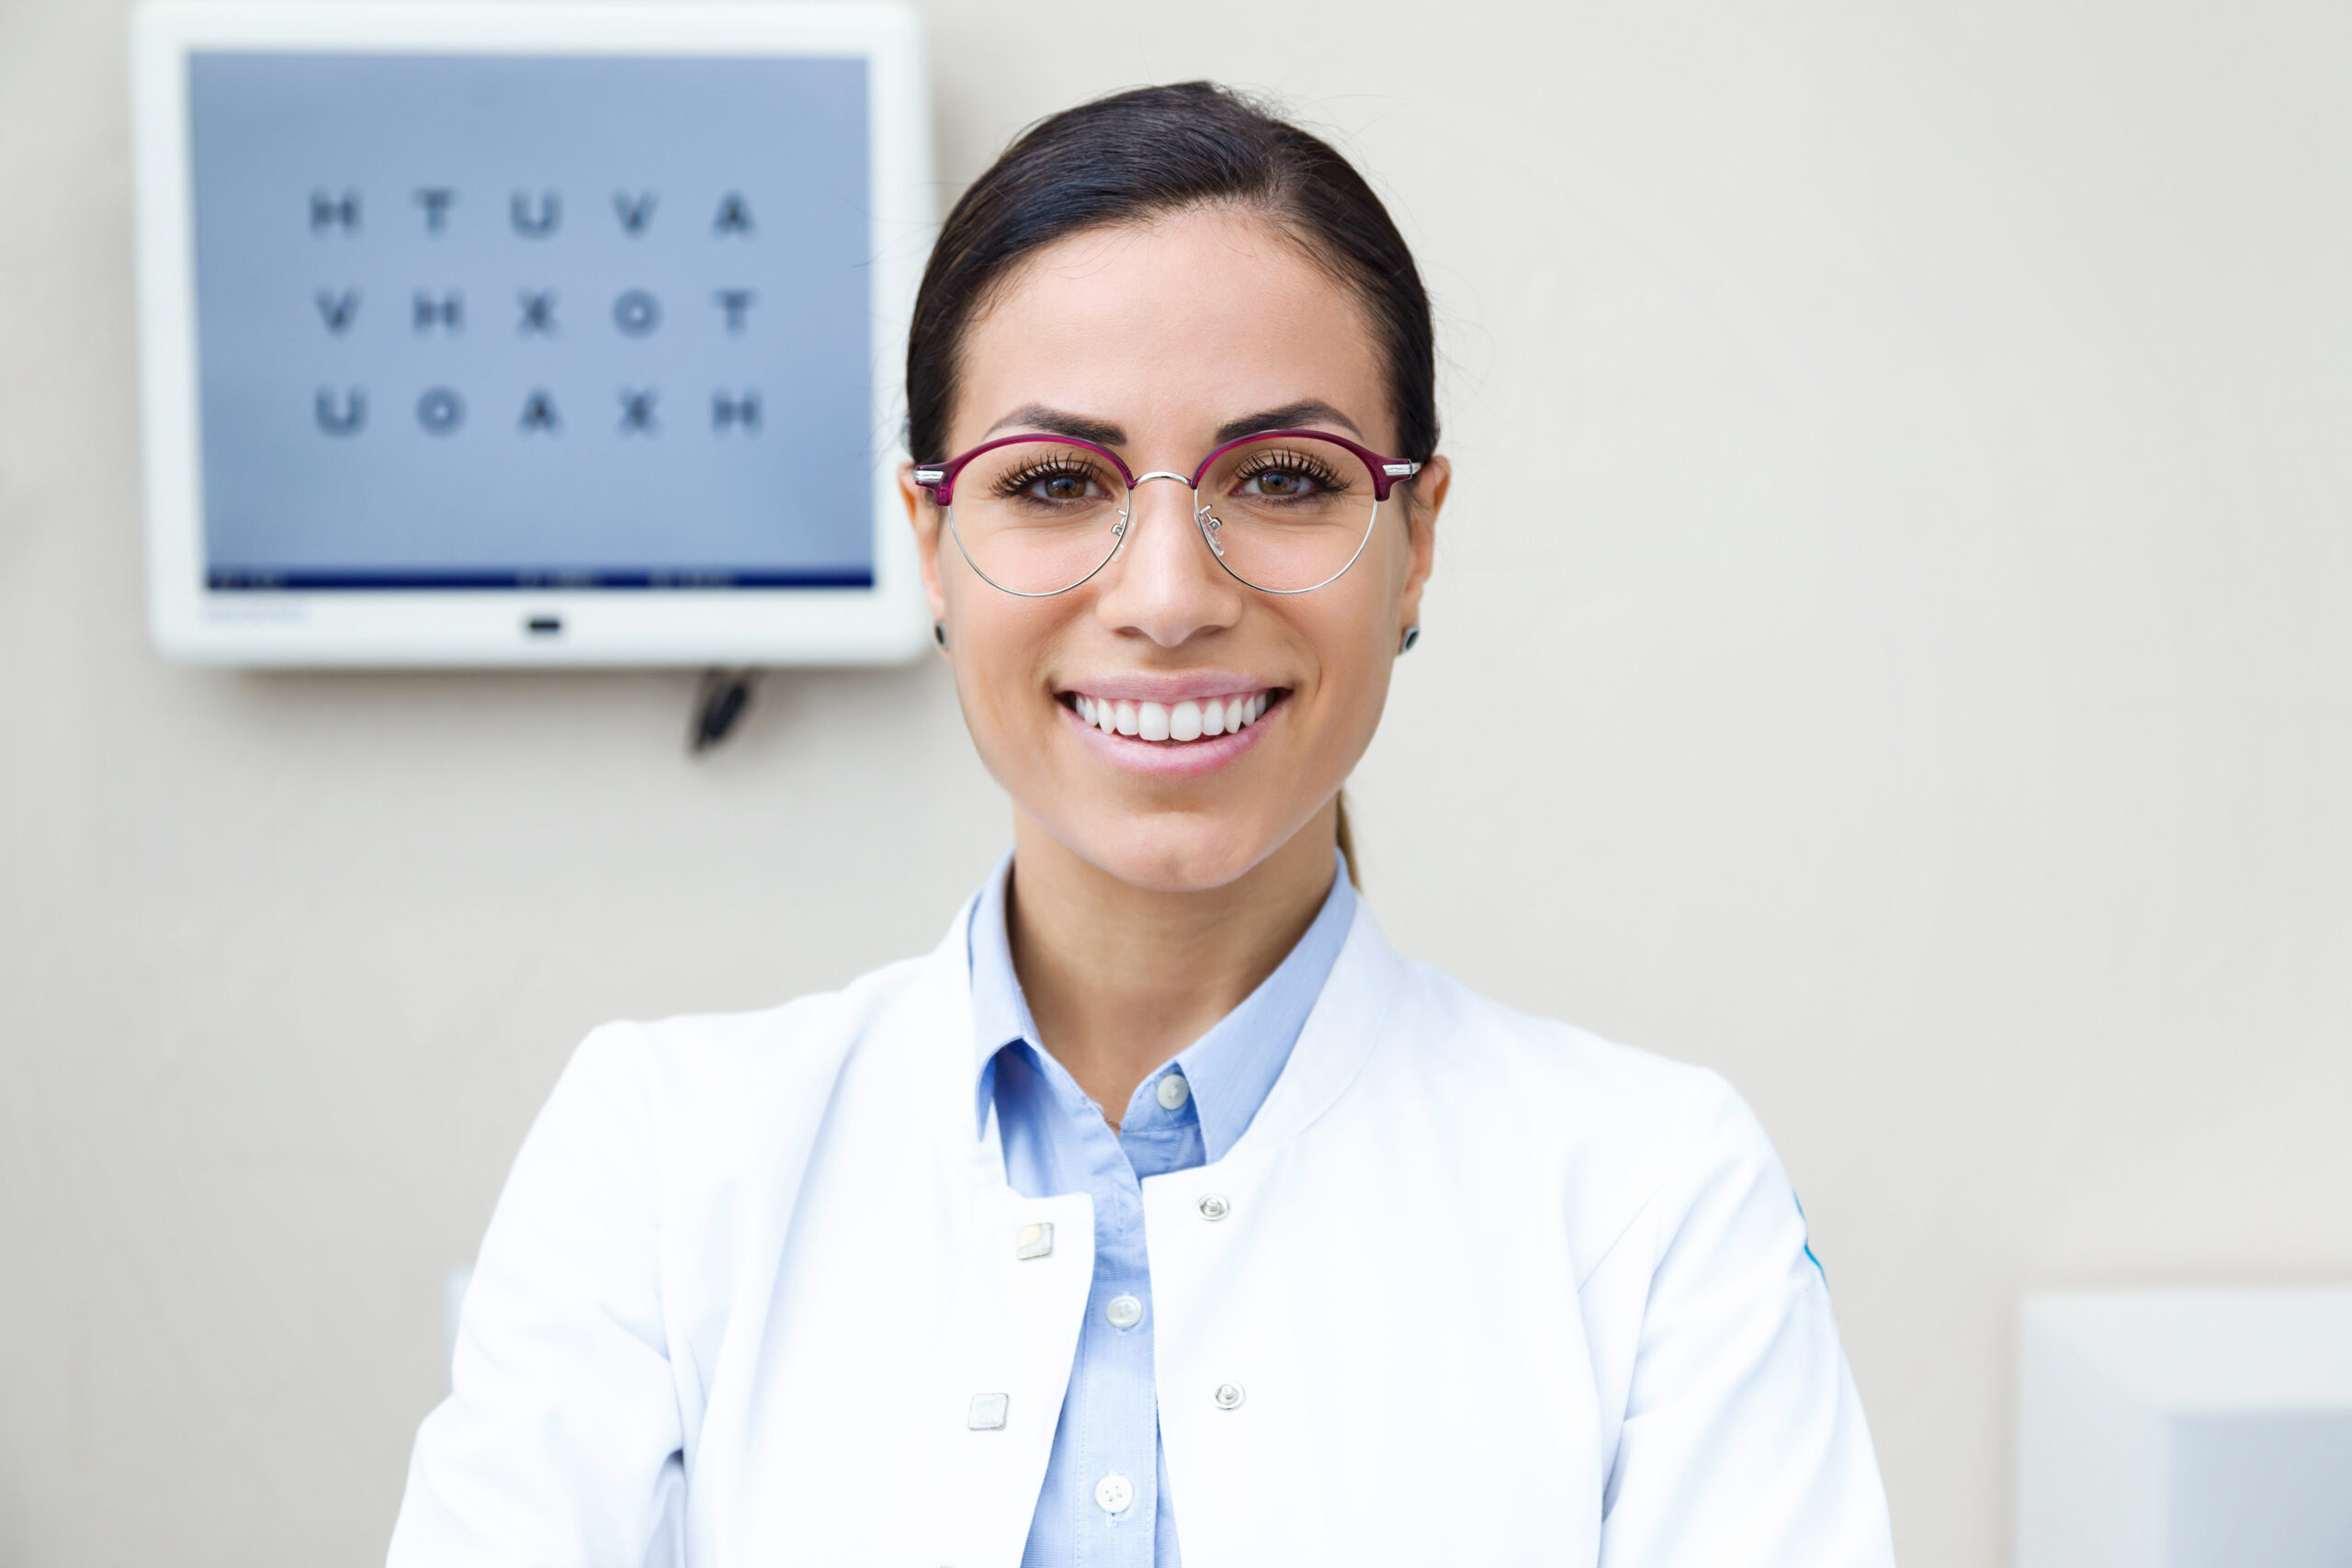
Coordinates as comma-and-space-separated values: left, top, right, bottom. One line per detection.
186, 51, 874, 591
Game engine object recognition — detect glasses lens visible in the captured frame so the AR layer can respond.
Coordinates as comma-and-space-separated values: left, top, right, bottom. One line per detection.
1196, 434, 1383, 592
945, 440, 1129, 595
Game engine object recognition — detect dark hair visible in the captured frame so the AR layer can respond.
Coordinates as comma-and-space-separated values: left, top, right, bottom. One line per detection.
905, 81, 1439, 468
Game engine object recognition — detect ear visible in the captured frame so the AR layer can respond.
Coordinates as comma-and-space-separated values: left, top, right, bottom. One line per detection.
899, 461, 951, 626
1393, 453, 1449, 640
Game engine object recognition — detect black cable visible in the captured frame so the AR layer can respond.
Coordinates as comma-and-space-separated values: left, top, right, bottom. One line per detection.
688, 669, 760, 754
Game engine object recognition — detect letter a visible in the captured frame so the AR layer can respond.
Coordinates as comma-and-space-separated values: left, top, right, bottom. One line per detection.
712, 193, 753, 235
518, 389, 560, 434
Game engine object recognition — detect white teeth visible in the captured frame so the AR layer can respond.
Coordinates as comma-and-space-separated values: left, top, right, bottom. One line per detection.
1073, 690, 1272, 741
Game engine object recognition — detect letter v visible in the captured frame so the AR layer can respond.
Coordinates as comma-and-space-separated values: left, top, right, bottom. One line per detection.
316, 288, 360, 333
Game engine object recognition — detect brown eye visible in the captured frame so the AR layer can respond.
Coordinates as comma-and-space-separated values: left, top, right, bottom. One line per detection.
1041, 473, 1090, 501
1254, 469, 1308, 496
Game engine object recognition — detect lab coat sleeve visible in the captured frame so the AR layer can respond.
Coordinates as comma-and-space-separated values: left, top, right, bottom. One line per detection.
1596, 1077, 1896, 1567
388, 1022, 684, 1568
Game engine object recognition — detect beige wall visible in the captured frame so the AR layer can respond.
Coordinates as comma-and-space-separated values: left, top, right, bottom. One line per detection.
6, 1, 2350, 1563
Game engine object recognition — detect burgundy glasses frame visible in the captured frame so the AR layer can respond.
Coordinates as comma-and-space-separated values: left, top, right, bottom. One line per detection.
911, 428, 1423, 597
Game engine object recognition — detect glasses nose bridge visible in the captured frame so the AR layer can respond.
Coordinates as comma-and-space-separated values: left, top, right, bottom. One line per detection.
1118, 468, 1208, 534
1107, 467, 1222, 581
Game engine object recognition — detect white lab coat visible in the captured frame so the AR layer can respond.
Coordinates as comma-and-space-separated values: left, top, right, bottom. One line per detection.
390, 896, 1895, 1567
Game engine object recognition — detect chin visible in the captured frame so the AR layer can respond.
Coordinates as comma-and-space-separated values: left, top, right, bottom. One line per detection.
1067, 810, 1282, 895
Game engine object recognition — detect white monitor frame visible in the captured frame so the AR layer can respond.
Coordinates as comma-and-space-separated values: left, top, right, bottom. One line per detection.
130, 1, 933, 668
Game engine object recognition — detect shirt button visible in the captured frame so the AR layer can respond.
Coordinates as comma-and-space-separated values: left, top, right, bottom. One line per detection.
1156, 1073, 1192, 1110
1105, 1293, 1144, 1328
1213, 1382, 1246, 1409
1094, 1473, 1135, 1515
1197, 1193, 1229, 1221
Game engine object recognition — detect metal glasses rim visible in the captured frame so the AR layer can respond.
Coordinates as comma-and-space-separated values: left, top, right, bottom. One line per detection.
942, 487, 1386, 599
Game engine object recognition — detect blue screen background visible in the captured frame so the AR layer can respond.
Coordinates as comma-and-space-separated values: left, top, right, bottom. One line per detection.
187, 51, 875, 590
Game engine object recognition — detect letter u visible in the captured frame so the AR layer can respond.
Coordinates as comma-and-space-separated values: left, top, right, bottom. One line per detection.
315, 389, 366, 434
511, 190, 560, 237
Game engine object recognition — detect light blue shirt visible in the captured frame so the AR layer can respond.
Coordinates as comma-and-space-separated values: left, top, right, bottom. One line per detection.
969, 850, 1357, 1568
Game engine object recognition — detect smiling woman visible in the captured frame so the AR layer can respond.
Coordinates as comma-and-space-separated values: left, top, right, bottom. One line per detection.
388, 84, 1897, 1568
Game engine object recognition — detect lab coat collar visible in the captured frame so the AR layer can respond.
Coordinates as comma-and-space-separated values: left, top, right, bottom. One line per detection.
963, 848, 1359, 1157
929, 872, 1402, 1170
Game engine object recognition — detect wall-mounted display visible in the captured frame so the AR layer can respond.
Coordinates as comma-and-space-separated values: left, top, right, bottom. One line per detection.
132, 2, 932, 665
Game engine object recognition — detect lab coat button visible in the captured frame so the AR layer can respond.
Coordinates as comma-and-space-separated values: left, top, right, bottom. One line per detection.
1196, 1193, 1229, 1221
1156, 1073, 1191, 1110
1015, 1222, 1054, 1259
1094, 1473, 1135, 1515
1105, 1293, 1144, 1328
1213, 1382, 1246, 1410
967, 1393, 1009, 1430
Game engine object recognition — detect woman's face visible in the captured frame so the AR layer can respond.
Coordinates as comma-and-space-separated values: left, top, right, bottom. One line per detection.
902, 206, 1447, 893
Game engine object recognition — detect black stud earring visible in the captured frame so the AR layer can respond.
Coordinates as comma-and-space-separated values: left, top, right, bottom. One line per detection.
933, 621, 947, 649
1399, 625, 1421, 654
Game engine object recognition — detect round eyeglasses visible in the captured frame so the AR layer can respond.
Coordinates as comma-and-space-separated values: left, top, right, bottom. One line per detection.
912, 429, 1422, 597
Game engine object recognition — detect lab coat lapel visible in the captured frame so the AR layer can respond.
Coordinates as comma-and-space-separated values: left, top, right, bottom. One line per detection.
720, 898, 1095, 1568
911, 904, 1099, 1568
933, 1122, 1094, 1568
1232, 898, 1408, 1155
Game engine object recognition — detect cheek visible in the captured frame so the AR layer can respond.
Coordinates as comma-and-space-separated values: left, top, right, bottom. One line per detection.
1294, 581, 1407, 767
943, 590, 1068, 741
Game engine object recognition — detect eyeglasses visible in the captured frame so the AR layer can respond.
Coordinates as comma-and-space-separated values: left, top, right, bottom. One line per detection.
912, 429, 1421, 597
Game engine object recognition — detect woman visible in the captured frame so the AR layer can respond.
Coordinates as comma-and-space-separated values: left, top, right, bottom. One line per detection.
390, 83, 1894, 1568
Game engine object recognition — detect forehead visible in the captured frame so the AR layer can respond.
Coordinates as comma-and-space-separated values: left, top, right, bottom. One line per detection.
952, 207, 1391, 449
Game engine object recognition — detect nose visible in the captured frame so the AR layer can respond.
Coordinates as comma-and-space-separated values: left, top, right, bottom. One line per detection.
1094, 474, 1245, 647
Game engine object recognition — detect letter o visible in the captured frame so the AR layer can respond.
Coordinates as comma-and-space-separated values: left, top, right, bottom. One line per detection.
417, 387, 465, 434
613, 289, 661, 336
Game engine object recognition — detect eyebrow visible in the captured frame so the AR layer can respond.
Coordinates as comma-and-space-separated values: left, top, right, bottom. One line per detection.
1214, 400, 1363, 444
978, 398, 1367, 449
982, 404, 1126, 445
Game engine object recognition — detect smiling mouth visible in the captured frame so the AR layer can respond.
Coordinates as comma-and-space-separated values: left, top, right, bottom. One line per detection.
1060, 689, 1283, 744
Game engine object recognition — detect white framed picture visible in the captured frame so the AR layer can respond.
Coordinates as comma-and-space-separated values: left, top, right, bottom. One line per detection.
130, 1, 933, 666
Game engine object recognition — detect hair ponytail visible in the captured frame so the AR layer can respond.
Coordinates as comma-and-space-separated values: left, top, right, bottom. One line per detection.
1335, 790, 1360, 887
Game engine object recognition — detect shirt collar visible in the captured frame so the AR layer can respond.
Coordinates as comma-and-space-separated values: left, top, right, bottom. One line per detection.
967, 845, 1358, 1159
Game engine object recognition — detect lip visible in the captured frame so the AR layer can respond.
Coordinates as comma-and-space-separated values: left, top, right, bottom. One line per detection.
1054, 670, 1277, 705
1061, 691, 1283, 777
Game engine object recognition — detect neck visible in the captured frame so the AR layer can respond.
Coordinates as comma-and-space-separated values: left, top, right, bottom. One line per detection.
1006, 804, 1340, 1127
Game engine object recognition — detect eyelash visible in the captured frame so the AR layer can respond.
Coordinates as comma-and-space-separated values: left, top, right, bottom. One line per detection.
992, 458, 1102, 500
1233, 450, 1345, 490
982, 447, 1349, 501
